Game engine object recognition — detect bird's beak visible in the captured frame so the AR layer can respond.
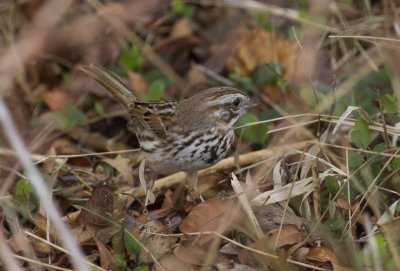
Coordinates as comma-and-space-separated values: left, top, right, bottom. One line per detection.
245, 98, 260, 109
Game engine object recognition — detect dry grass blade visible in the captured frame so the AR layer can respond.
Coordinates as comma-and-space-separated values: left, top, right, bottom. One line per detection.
231, 173, 264, 239
0, 99, 90, 271
251, 170, 333, 206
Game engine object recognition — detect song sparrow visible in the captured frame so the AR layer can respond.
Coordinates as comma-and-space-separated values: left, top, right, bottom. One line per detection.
81, 64, 257, 193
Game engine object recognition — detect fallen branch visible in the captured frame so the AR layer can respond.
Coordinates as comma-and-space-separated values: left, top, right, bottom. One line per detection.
129, 141, 308, 198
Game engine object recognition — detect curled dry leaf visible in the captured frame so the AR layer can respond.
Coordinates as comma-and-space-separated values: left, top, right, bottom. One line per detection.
307, 247, 353, 271
179, 198, 240, 245
306, 246, 339, 268
94, 237, 113, 270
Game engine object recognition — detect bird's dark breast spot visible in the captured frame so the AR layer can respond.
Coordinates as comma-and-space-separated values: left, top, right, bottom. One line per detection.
204, 148, 219, 164
171, 144, 186, 156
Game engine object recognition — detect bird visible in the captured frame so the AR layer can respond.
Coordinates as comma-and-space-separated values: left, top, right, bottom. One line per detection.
80, 63, 258, 198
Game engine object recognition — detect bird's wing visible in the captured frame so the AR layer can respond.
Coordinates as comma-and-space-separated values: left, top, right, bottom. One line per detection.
129, 101, 179, 138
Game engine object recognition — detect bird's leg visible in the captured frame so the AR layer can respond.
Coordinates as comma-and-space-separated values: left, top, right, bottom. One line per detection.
187, 170, 198, 188
144, 171, 156, 206
187, 171, 204, 202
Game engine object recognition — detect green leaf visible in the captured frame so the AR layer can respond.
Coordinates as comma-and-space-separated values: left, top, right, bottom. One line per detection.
350, 117, 371, 149
381, 94, 398, 113
250, 63, 280, 86
100, 162, 115, 176
119, 44, 145, 72
15, 179, 38, 213
113, 254, 127, 270
348, 152, 364, 168
373, 143, 388, 153
15, 179, 34, 203
124, 232, 141, 255
55, 104, 86, 131
134, 266, 149, 271
228, 68, 258, 94
393, 157, 400, 169
94, 101, 104, 115
324, 176, 340, 197
236, 113, 268, 146
142, 80, 165, 102
326, 218, 345, 231
144, 71, 171, 86
170, 0, 194, 17
299, 87, 325, 107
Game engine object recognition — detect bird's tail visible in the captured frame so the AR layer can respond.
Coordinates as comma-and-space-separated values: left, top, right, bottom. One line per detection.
80, 63, 135, 108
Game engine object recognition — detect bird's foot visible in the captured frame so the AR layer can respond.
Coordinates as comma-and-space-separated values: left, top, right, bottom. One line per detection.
188, 186, 205, 202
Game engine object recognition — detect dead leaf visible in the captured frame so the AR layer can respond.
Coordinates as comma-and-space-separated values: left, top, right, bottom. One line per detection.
42, 87, 72, 111
173, 241, 209, 266
102, 158, 134, 184
335, 196, 352, 210
184, 64, 209, 93
94, 237, 113, 270
226, 28, 298, 80
155, 254, 197, 271
7, 234, 31, 253
171, 17, 194, 38
306, 246, 338, 266
49, 137, 92, 167
307, 246, 352, 271
179, 198, 240, 245
33, 215, 57, 240
239, 237, 274, 267
268, 224, 306, 248
154, 35, 201, 75
71, 225, 93, 244
128, 71, 149, 95
139, 219, 178, 263
292, 247, 309, 263
76, 179, 114, 226
32, 239, 51, 255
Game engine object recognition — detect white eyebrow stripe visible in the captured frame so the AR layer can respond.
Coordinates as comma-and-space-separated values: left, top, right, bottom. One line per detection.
204, 93, 244, 105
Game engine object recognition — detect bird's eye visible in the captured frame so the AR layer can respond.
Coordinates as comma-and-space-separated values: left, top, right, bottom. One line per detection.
232, 98, 241, 107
